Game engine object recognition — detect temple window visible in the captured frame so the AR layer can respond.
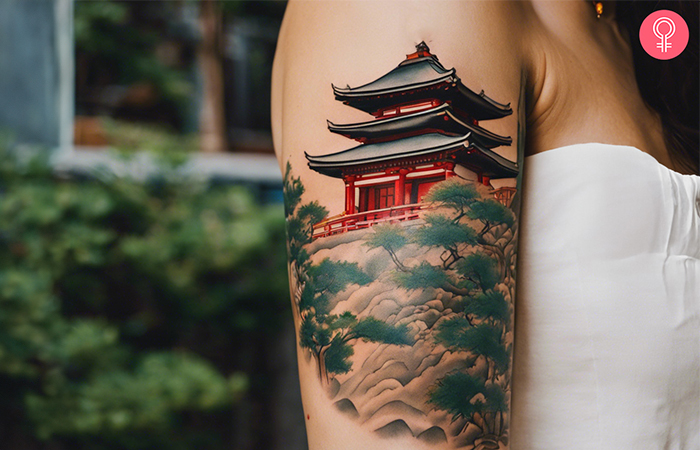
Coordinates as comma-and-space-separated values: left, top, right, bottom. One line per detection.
374, 185, 395, 209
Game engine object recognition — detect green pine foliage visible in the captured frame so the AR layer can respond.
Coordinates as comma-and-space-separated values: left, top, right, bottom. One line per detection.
434, 322, 509, 373
467, 199, 515, 228
352, 317, 413, 346
414, 213, 478, 249
463, 291, 510, 324
369, 178, 516, 440
284, 163, 327, 263
393, 261, 449, 291
427, 371, 486, 423
363, 223, 408, 253
424, 177, 480, 217
456, 253, 500, 292
0, 143, 288, 449
428, 371, 507, 432
295, 255, 412, 380
284, 166, 412, 382
324, 337, 354, 375
307, 259, 372, 301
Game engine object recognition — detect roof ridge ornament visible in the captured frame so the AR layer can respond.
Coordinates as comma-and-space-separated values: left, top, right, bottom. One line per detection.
406, 41, 437, 61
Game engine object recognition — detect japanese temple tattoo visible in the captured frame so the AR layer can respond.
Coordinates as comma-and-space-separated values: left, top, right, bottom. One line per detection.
285, 42, 522, 449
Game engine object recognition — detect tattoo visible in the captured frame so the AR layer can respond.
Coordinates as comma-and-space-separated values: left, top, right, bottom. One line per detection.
285, 42, 521, 449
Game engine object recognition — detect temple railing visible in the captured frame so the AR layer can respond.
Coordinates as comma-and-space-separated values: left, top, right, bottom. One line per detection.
311, 187, 516, 239
312, 203, 425, 239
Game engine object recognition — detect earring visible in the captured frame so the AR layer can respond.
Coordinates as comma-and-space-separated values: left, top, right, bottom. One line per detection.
592, 1, 603, 19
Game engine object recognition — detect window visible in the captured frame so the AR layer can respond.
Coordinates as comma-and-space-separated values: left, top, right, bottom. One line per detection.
374, 185, 395, 209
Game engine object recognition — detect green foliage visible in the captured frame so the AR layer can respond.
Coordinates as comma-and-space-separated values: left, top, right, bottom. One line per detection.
301, 312, 413, 377
299, 314, 330, 350
101, 118, 199, 158
394, 261, 448, 290
283, 163, 327, 262
364, 223, 408, 253
370, 178, 517, 437
74, 1, 193, 113
456, 253, 500, 292
298, 201, 328, 226
424, 178, 479, 213
74, 0, 129, 51
463, 291, 510, 324
324, 338, 354, 375
307, 259, 372, 298
284, 166, 412, 381
428, 371, 486, 421
467, 199, 515, 228
0, 144, 288, 449
26, 353, 239, 439
353, 317, 413, 346
297, 255, 408, 379
435, 321, 509, 372
414, 214, 478, 249
329, 311, 359, 330
428, 371, 506, 424
283, 162, 304, 217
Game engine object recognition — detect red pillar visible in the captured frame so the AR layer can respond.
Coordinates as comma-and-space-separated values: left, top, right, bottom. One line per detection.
345, 176, 356, 214
395, 169, 407, 206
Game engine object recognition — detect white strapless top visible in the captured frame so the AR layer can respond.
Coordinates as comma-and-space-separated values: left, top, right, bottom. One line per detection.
512, 143, 700, 450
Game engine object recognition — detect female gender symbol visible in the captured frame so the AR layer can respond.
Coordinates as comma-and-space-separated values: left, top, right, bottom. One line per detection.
653, 17, 675, 53
640, 10, 688, 60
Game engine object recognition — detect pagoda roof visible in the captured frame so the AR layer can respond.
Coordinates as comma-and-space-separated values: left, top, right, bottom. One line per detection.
327, 103, 512, 148
456, 142, 519, 179
306, 132, 518, 179
332, 55, 512, 120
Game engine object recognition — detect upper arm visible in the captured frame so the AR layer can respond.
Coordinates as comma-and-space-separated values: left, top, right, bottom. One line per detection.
272, 2, 533, 448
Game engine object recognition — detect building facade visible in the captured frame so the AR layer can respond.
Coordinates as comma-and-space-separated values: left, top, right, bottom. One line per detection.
306, 43, 517, 238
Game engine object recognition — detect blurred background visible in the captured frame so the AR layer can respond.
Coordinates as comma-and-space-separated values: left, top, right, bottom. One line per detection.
0, 1, 307, 449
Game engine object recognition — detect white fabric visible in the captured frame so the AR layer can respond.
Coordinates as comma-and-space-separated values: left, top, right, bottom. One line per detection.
512, 143, 700, 450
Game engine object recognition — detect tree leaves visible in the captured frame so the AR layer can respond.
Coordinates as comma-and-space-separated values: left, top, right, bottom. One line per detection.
435, 320, 509, 372
414, 214, 478, 249
26, 352, 241, 439
424, 178, 479, 213
464, 291, 510, 324
364, 223, 408, 252
306, 258, 372, 297
468, 199, 515, 228
283, 161, 304, 217
456, 253, 499, 292
0, 143, 287, 447
353, 317, 413, 346
284, 165, 328, 264
298, 201, 328, 226
428, 371, 506, 422
324, 338, 354, 375
394, 261, 448, 290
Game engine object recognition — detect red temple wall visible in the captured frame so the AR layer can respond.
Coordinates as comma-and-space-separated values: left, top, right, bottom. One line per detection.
416, 180, 435, 203
357, 176, 445, 212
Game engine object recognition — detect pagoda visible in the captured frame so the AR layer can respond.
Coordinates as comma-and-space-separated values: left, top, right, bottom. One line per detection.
306, 42, 518, 239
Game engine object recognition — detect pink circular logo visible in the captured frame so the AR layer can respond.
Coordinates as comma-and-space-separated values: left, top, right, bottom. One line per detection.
639, 10, 689, 60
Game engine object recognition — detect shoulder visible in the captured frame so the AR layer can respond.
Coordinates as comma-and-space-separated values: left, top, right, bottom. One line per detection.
272, 0, 544, 162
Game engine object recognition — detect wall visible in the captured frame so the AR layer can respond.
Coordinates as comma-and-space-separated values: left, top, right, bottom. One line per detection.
0, 0, 73, 150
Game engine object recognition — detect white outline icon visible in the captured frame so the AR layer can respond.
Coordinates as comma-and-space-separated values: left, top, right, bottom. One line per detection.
653, 17, 675, 52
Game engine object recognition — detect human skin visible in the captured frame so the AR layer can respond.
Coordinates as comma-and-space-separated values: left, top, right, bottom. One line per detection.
271, 1, 673, 449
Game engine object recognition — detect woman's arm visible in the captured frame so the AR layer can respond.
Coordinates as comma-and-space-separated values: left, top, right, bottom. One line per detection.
272, 2, 534, 448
